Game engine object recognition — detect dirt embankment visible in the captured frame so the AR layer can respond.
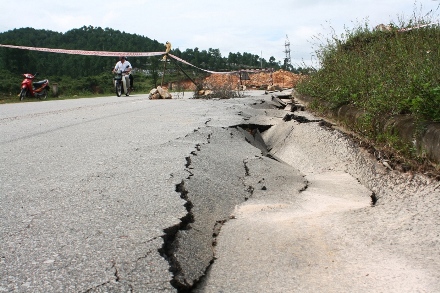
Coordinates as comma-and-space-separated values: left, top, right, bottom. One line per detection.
169, 70, 305, 91
293, 91, 440, 175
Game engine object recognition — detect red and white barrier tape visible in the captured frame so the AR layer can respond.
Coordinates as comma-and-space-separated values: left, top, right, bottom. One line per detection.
0, 43, 165, 57
167, 54, 233, 74
168, 54, 274, 74
0, 43, 274, 75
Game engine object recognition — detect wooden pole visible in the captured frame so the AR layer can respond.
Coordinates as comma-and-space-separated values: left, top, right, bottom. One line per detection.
161, 55, 167, 87
168, 57, 200, 90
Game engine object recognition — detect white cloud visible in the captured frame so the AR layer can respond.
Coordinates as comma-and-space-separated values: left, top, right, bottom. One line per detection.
1, 0, 439, 67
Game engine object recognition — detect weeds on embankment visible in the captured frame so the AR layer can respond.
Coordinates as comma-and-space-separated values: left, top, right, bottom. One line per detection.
296, 5, 440, 165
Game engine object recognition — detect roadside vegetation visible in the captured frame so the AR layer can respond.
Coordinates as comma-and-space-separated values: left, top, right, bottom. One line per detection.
295, 6, 440, 167
0, 70, 158, 103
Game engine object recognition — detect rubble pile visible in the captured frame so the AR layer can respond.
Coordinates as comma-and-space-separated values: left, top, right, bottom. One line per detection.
204, 74, 240, 89
271, 70, 304, 89
149, 86, 172, 99
167, 70, 305, 92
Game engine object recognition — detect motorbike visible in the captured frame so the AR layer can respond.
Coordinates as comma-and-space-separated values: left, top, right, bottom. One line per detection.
113, 65, 131, 97
19, 72, 50, 101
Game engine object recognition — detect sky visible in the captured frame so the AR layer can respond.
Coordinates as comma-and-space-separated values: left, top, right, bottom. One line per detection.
1, 0, 439, 68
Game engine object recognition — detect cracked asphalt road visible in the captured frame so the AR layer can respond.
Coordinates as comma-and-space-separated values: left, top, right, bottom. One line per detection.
2, 90, 439, 292
195, 99, 440, 293
0, 91, 283, 292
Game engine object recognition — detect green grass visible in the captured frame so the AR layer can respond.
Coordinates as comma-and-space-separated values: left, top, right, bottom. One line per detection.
296, 7, 440, 162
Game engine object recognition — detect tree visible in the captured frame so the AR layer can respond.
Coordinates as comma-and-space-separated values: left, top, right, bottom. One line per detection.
0, 26, 283, 94
268, 56, 277, 67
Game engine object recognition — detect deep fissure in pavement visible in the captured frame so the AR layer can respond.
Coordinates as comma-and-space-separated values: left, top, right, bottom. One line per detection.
283, 113, 322, 123
159, 179, 195, 292
159, 124, 278, 292
161, 116, 325, 292
370, 192, 378, 206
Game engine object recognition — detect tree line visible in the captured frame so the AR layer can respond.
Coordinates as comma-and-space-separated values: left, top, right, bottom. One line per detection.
0, 26, 290, 78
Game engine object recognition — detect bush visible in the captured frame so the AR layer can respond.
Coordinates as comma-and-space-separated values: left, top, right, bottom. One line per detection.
297, 12, 440, 125
295, 6, 440, 163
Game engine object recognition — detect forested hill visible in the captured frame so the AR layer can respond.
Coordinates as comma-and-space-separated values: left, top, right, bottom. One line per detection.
0, 26, 280, 78
0, 26, 164, 77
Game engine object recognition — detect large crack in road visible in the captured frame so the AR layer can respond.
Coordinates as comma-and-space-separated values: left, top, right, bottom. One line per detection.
158, 98, 327, 292
2, 93, 438, 292
160, 115, 313, 292
161, 95, 440, 292
159, 125, 274, 291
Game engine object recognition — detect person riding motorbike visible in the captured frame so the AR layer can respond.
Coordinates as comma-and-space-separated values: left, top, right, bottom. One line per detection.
124, 57, 134, 90
112, 56, 133, 93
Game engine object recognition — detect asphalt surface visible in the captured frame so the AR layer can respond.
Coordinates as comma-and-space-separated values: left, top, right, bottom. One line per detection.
2, 91, 439, 293
0, 91, 289, 292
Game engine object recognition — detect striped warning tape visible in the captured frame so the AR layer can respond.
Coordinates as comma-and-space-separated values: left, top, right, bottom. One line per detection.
167, 53, 232, 74
0, 43, 274, 75
0, 43, 165, 57
168, 54, 274, 74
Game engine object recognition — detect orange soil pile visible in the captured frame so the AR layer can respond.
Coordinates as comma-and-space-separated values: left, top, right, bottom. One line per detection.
171, 70, 305, 91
